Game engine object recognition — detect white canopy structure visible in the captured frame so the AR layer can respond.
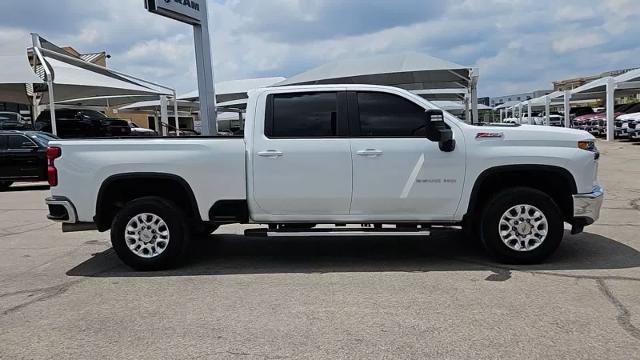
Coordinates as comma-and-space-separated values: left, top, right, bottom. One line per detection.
55, 95, 163, 107
275, 52, 480, 123
432, 100, 491, 112
38, 57, 169, 103
28, 34, 177, 136
179, 77, 286, 103
119, 99, 198, 112
411, 88, 467, 101
0, 34, 43, 104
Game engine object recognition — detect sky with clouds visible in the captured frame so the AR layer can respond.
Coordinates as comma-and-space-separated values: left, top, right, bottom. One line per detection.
3, 0, 640, 97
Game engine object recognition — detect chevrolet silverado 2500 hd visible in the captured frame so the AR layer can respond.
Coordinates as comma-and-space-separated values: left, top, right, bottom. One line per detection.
45, 85, 603, 270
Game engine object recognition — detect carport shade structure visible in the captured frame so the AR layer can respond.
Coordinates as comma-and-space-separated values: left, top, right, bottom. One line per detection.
179, 77, 286, 103
275, 52, 480, 123
0, 34, 43, 104
570, 68, 640, 140
31, 34, 174, 135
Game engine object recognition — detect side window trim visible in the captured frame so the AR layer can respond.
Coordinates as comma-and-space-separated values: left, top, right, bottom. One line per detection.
264, 91, 349, 139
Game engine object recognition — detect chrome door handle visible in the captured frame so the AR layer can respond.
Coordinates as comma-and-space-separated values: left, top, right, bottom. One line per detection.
356, 148, 383, 156
257, 150, 283, 157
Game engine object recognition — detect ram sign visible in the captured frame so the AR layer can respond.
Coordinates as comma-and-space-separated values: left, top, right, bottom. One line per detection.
145, 0, 203, 25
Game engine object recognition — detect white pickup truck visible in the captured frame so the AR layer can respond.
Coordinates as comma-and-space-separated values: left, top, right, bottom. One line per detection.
45, 85, 603, 270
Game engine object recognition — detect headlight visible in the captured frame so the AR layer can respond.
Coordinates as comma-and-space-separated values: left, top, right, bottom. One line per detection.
578, 140, 596, 151
578, 140, 599, 159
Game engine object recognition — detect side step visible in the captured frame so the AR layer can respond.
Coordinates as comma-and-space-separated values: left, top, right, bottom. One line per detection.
244, 227, 431, 237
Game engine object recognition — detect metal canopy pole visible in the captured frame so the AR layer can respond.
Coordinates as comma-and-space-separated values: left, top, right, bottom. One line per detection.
172, 90, 180, 136
517, 103, 523, 123
153, 111, 160, 134
606, 77, 616, 141
527, 102, 532, 124
464, 94, 470, 123
32, 35, 58, 136
499, 109, 503, 122
563, 90, 571, 128
160, 95, 169, 136
544, 95, 551, 126
470, 68, 479, 125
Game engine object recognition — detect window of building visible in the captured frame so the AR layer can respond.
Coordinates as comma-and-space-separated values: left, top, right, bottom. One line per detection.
357, 92, 427, 137
267, 92, 338, 137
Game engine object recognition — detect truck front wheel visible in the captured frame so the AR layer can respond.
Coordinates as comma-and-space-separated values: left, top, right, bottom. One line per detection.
480, 187, 564, 264
111, 196, 191, 270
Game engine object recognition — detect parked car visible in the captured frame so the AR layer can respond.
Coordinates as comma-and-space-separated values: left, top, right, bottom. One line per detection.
0, 112, 33, 130
573, 103, 639, 136
0, 130, 59, 190
537, 111, 564, 126
128, 122, 158, 136
167, 129, 200, 136
629, 120, 640, 140
614, 106, 640, 138
569, 107, 594, 122
45, 84, 603, 270
35, 109, 131, 138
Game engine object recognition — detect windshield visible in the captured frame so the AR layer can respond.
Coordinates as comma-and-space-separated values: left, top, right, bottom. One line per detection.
623, 103, 640, 114
0, 113, 19, 122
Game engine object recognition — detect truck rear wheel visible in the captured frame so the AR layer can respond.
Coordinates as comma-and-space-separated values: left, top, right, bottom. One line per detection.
111, 196, 191, 270
480, 187, 564, 264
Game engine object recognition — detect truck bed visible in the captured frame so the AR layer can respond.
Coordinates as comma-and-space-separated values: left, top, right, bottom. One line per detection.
49, 137, 247, 222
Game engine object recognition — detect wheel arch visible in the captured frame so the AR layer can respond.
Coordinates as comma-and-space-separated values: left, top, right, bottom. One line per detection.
95, 172, 201, 232
465, 164, 577, 222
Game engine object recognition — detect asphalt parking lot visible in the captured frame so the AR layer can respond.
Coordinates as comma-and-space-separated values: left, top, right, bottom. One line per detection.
1, 140, 639, 359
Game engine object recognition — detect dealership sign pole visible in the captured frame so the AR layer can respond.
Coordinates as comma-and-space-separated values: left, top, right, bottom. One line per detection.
145, 0, 217, 135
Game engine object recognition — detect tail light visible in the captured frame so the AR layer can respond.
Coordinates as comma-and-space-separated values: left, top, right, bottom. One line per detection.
46, 147, 62, 186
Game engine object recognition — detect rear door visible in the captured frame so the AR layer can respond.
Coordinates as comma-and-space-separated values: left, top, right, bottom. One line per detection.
6, 134, 41, 179
348, 90, 466, 221
251, 90, 352, 216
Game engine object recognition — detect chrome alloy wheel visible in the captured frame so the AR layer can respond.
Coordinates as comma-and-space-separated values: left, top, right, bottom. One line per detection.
498, 204, 548, 252
124, 213, 170, 258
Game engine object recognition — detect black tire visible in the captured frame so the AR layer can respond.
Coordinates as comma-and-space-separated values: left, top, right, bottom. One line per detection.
0, 181, 13, 191
111, 196, 191, 271
480, 187, 564, 264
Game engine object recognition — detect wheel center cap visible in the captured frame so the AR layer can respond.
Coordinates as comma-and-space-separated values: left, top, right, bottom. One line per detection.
140, 230, 153, 243
516, 222, 532, 235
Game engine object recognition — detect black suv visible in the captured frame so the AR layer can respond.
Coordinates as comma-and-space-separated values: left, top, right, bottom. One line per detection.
0, 131, 58, 191
35, 109, 131, 138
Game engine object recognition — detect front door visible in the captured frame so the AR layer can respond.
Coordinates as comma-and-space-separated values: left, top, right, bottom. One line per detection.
251, 90, 352, 217
348, 90, 466, 221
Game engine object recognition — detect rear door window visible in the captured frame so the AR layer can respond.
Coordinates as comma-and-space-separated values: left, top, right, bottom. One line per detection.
266, 92, 345, 138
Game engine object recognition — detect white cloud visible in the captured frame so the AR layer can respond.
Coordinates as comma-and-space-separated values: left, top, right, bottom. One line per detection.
552, 33, 606, 54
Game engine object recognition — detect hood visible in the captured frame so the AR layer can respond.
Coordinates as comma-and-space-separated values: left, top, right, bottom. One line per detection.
474, 124, 594, 143
618, 111, 640, 121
